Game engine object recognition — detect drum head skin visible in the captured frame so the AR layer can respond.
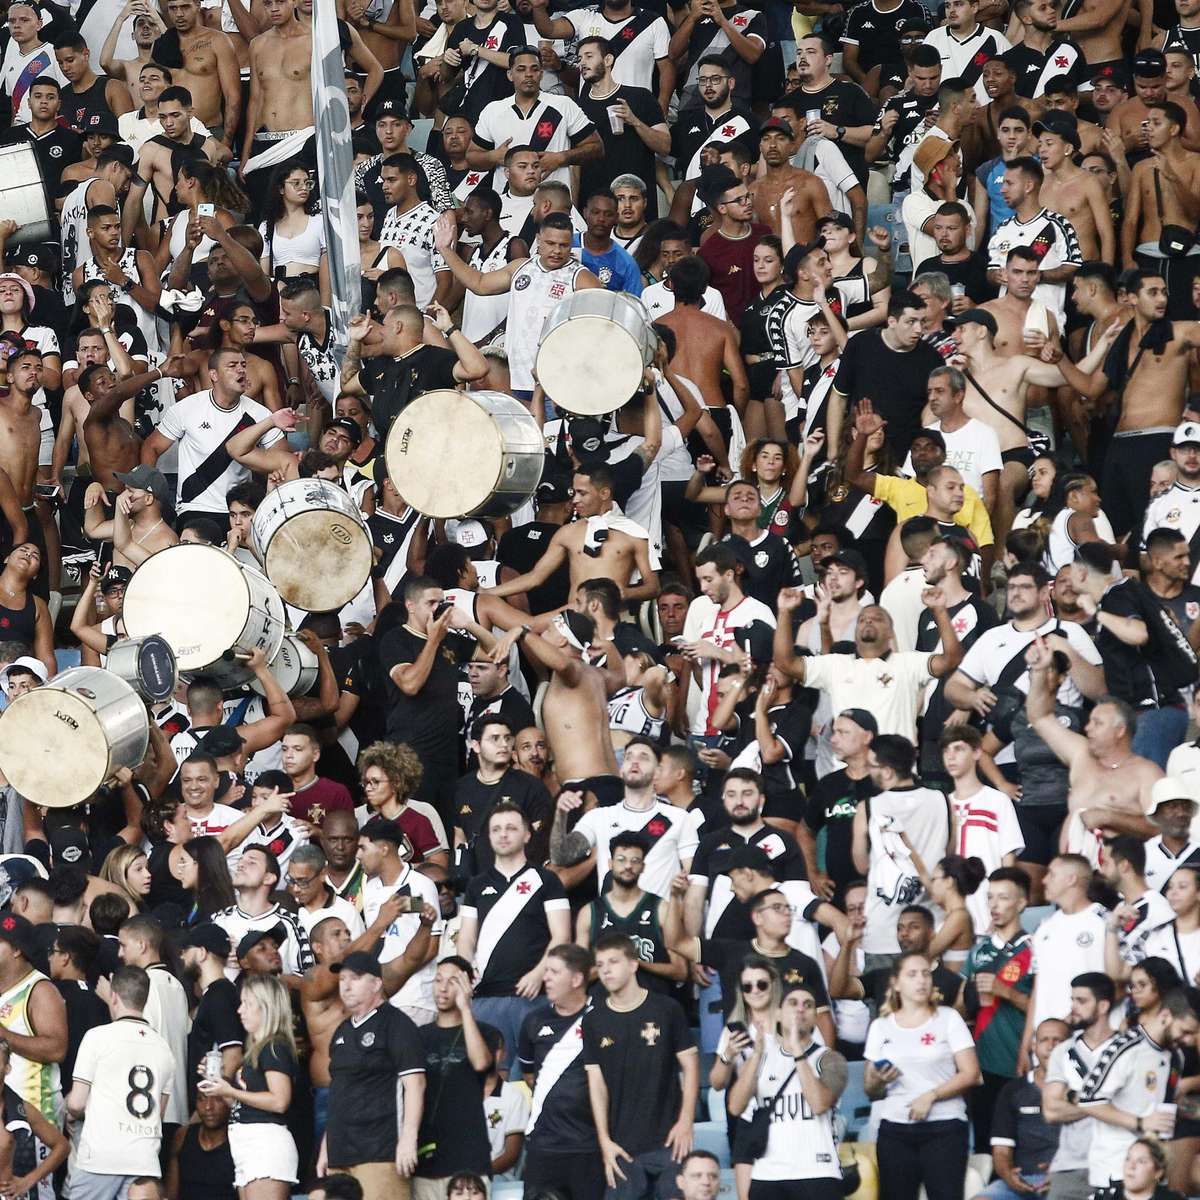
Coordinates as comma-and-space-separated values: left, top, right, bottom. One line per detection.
386, 391, 506, 518
262, 510, 373, 611
0, 689, 123, 807
123, 544, 281, 671
537, 317, 646, 415
134, 636, 178, 703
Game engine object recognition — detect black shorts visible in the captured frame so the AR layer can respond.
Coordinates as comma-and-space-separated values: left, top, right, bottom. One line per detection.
1015, 803, 1067, 865
1001, 446, 1036, 469
762, 788, 805, 822
562, 774, 624, 807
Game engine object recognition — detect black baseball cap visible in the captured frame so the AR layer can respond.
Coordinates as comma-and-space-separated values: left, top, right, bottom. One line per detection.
236, 923, 287, 960
331, 950, 383, 977
726, 846, 772, 872
1091, 62, 1131, 89
198, 726, 245, 757
327, 417, 363, 446
101, 565, 133, 593
817, 211, 855, 233
182, 923, 232, 956
759, 117, 794, 140
536, 473, 571, 504
0, 913, 36, 959
839, 707, 879, 735
568, 417, 608, 458
1032, 110, 1080, 150
898, 16, 930, 33
733, 619, 775, 664
1134, 49, 1167, 76
372, 97, 412, 122
827, 548, 869, 579
83, 112, 120, 138
947, 308, 999, 337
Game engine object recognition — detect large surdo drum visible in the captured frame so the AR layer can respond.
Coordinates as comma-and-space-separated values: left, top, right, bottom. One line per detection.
0, 144, 52, 245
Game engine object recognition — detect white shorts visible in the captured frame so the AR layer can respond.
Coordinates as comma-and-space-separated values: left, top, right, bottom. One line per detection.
228, 1121, 299, 1187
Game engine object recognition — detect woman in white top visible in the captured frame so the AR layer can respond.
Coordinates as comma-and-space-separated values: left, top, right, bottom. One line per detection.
863, 952, 981, 1200
1139, 864, 1200, 986
157, 160, 247, 280
1043, 472, 1118, 574
258, 163, 328, 286
728, 984, 848, 1200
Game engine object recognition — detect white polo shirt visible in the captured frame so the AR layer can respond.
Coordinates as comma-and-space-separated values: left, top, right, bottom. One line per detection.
803, 650, 935, 743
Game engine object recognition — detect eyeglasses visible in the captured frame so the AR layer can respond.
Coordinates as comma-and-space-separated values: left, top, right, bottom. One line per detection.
757, 902, 791, 915
741, 979, 770, 993
285, 873, 318, 888
362, 776, 389, 788
231, 314, 260, 325
698, 74, 728, 85
723, 192, 752, 206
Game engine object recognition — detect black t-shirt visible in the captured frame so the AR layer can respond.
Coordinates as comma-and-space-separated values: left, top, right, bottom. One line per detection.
578, 85, 665, 220
417, 1021, 498, 1176
581, 992, 693, 1154
378, 624, 475, 757
359, 347, 459, 444
991, 1075, 1060, 1173
722, 531, 802, 612
1159, 582, 1200, 633
462, 863, 568, 996
188, 978, 245, 1109
497, 522, 570, 615
147, 841, 193, 912
518, 1001, 596, 1154
832, 329, 945, 457
1098, 577, 1196, 706
842, 0, 928, 71
873, 91, 938, 182
792, 80, 878, 183
327, 1004, 425, 1168
862, 962, 963, 1010
454, 767, 554, 869
700, 938, 830, 1017
444, 12, 525, 121
230, 1039, 296, 1125
54, 979, 108, 1092
804, 770, 874, 891
912, 252, 996, 304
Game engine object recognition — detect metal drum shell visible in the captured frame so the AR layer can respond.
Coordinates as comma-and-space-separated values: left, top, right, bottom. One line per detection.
0, 143, 52, 244
105, 635, 178, 704
536, 290, 656, 415
251, 632, 319, 698
0, 667, 149, 808
122, 544, 286, 688
251, 478, 373, 612
384, 389, 544, 518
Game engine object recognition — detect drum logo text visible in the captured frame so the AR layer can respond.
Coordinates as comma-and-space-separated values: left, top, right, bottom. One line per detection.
53, 710, 79, 731
330, 524, 353, 545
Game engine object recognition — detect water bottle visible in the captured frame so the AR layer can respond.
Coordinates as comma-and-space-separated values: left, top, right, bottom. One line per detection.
204, 1046, 223, 1081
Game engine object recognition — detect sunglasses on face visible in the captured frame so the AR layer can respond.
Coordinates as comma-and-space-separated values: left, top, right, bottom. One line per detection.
741, 979, 770, 993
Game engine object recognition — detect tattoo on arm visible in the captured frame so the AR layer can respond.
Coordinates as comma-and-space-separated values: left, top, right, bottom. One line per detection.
550, 828, 591, 867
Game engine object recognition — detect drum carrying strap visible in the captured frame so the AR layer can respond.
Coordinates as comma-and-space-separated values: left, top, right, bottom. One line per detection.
224, 697, 252, 726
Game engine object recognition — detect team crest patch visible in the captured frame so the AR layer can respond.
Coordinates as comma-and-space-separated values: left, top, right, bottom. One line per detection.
361, 1031, 376, 1047
514, 274, 531, 290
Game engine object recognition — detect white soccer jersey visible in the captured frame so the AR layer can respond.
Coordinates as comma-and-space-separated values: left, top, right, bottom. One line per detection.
574, 799, 700, 896
156, 390, 282, 514
366, 866, 444, 1012
211, 902, 314, 981
561, 8, 669, 91
1045, 1030, 1110, 1172
379, 201, 447, 307
1079, 1028, 1173, 1185
1030, 904, 1108, 1027
506, 256, 588, 392
751, 1037, 842, 1181
951, 785, 1025, 932
0, 41, 65, 125
73, 1018, 176, 1177
987, 207, 1082, 328
766, 292, 821, 420
922, 23, 1012, 101
1142, 483, 1200, 573
682, 594, 777, 736
474, 93, 595, 190
641, 280, 728, 321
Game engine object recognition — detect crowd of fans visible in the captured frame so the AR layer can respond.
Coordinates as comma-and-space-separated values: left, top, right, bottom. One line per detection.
8, 0, 1200, 1195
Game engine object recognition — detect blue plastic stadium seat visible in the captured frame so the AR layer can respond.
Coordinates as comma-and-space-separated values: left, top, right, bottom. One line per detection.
839, 1058, 873, 1140
693, 1119, 732, 1168
492, 1181, 525, 1200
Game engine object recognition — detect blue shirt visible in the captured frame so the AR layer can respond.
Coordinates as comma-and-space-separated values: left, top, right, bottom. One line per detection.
573, 236, 644, 295
977, 156, 1014, 239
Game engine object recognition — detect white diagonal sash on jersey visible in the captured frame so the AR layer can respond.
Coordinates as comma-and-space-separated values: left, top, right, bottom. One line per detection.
957, 32, 1003, 89
1032, 41, 1082, 96
526, 1013, 585, 1135
454, 170, 488, 204
686, 114, 752, 179
475, 867, 545, 980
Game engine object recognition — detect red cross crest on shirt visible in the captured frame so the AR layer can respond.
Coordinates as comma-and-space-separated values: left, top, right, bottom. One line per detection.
621, 25, 635, 37
516, 880, 532, 894
721, 124, 737, 136
921, 1032, 936, 1045
732, 13, 748, 25
485, 33, 499, 47
1054, 53, 1069, 66
536, 120, 555, 139
952, 615, 969, 634
972, 50, 989, 65
466, 172, 482, 185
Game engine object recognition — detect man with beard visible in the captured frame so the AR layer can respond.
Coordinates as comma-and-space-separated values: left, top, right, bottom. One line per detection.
552, 739, 699, 894
514, 726, 559, 796
916, 538, 998, 780
670, 55, 758, 191
864, 46, 942, 193
158, 0, 240, 140
1143, 529, 1200, 632
101, 7, 166, 93
1142, 422, 1200, 571
912, 201, 993, 304
1007, 0, 1087, 97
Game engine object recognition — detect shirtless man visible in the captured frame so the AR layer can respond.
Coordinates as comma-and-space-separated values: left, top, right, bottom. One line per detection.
657, 256, 749, 424
949, 309, 1066, 544
1055, 270, 1200, 536
243, 0, 381, 183
300, 900, 432, 1107
341, 0, 416, 103
1120, 102, 1200, 274
72, 207, 160, 324
100, 2, 164, 93
84, 465, 180, 567
199, 0, 261, 78
490, 612, 624, 809
1053, 0, 1130, 74
80, 355, 189, 493
126, 86, 229, 232
1040, 79, 1106, 157
165, 0, 240, 140
0, 350, 48, 595
1025, 636, 1160, 863
1107, 51, 1200, 160
488, 463, 661, 605
981, 246, 1062, 356
1036, 112, 1114, 262
750, 118, 830, 245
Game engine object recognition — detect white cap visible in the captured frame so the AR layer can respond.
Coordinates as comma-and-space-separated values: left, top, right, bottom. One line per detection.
0, 656, 48, 696
446, 519, 488, 549
1147, 775, 1198, 814
1174, 421, 1200, 447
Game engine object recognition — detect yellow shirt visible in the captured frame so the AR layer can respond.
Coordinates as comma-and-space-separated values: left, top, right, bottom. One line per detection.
872, 474, 995, 548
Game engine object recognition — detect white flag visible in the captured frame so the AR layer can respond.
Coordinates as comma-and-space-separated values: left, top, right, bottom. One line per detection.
311, 0, 362, 367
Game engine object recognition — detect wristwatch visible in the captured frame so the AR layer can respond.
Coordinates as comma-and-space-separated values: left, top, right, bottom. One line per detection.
836, 125, 846, 139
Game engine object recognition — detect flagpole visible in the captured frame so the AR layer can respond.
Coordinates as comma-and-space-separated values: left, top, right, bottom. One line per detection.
311, 0, 363, 368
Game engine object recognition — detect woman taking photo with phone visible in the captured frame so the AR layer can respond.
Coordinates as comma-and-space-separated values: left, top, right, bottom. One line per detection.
728, 984, 849, 1200
864, 951, 982, 1200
